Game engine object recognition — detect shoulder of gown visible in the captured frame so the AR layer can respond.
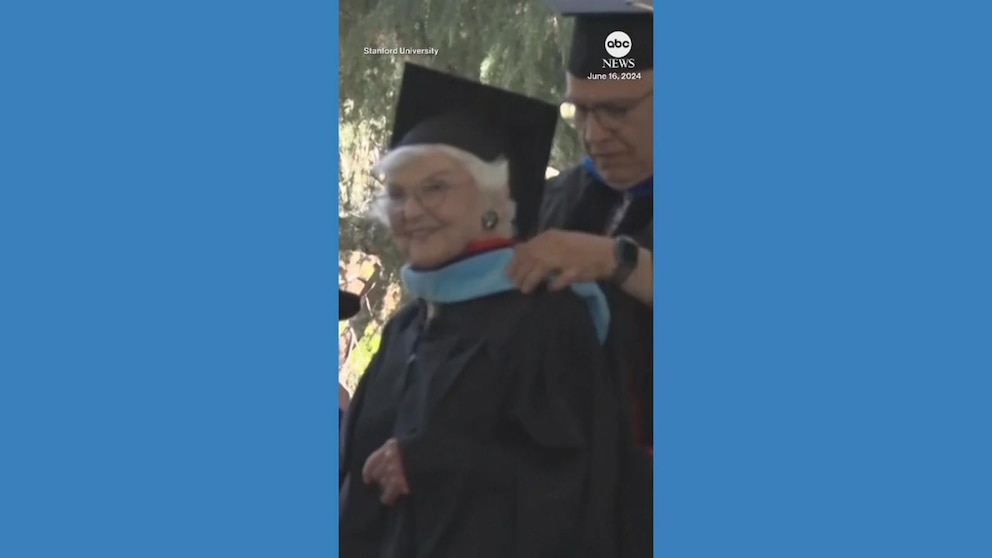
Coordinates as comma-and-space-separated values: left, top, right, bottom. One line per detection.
489, 288, 612, 448
381, 298, 422, 333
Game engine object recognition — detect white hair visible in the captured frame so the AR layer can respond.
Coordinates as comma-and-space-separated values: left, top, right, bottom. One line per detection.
368, 144, 516, 231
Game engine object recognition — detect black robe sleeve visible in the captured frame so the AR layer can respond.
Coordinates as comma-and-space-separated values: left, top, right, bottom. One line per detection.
395, 292, 622, 558
338, 350, 378, 490
339, 307, 407, 490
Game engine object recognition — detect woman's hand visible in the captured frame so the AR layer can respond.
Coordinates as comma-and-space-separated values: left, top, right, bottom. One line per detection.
362, 438, 410, 506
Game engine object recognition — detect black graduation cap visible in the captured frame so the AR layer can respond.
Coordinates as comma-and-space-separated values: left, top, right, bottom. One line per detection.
387, 63, 559, 239
339, 289, 360, 321
548, 0, 654, 77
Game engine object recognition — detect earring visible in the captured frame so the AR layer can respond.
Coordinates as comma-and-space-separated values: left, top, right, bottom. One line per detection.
481, 210, 499, 231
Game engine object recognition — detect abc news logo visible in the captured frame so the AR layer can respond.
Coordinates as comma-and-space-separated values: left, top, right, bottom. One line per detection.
603, 31, 635, 69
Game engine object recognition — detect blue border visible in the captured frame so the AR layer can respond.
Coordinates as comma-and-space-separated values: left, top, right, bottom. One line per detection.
2, 2, 341, 556
655, 2, 992, 556
5, 1, 992, 557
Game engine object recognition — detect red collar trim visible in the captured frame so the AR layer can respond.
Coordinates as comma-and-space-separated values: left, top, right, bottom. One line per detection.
462, 238, 515, 255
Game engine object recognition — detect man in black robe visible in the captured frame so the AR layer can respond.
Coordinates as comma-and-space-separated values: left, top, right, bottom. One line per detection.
510, 1, 654, 449
506, 3, 654, 554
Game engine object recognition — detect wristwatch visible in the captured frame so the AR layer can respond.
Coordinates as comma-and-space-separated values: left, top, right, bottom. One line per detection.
611, 235, 639, 285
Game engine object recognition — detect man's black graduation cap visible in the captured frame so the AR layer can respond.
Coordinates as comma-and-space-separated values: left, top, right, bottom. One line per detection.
339, 289, 360, 321
548, 0, 654, 77
387, 63, 558, 239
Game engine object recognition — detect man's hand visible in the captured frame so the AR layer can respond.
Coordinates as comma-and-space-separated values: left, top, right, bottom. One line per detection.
506, 230, 615, 293
362, 438, 410, 506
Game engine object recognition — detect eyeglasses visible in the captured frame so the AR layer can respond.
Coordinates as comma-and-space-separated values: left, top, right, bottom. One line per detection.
373, 180, 454, 217
560, 89, 653, 132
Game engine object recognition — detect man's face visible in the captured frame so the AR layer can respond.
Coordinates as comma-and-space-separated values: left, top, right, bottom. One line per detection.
565, 70, 653, 189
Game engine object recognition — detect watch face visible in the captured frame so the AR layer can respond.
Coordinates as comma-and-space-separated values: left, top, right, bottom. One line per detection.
619, 237, 639, 264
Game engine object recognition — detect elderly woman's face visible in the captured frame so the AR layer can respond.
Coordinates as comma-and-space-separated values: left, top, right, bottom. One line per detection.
381, 151, 484, 268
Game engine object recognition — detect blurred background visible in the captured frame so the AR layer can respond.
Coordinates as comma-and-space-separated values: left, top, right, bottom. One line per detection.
338, 0, 582, 392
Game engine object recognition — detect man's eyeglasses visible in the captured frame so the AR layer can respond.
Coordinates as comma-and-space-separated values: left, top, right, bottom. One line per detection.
560, 89, 653, 132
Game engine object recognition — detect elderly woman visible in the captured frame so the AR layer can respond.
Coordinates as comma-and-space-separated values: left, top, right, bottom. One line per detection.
339, 64, 632, 558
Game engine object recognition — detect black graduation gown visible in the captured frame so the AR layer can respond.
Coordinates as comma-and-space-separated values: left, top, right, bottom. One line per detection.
541, 164, 653, 445
540, 164, 654, 556
339, 289, 624, 558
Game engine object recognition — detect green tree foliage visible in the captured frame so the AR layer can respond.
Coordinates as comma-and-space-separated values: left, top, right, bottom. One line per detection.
338, 0, 581, 387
